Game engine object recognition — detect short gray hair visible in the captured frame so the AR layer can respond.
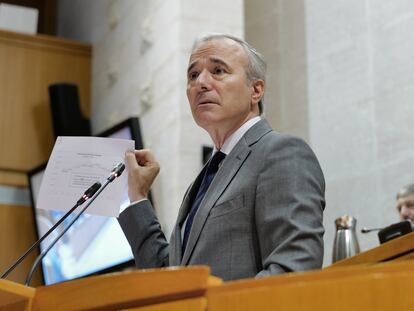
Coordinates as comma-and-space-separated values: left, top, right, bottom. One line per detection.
192, 34, 267, 114
397, 183, 414, 200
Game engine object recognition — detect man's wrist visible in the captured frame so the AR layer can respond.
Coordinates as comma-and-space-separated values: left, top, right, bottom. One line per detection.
130, 198, 148, 206
119, 198, 148, 214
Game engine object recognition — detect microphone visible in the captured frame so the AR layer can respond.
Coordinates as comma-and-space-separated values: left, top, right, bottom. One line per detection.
77, 182, 101, 205
360, 221, 413, 244
25, 163, 125, 286
108, 162, 125, 182
1, 182, 101, 280
378, 220, 412, 244
361, 227, 383, 234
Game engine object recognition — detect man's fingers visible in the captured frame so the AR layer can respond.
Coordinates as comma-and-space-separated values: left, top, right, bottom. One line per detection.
125, 149, 159, 169
125, 151, 139, 171
134, 149, 157, 166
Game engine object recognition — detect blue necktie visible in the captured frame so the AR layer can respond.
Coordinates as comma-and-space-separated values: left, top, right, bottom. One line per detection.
182, 151, 226, 252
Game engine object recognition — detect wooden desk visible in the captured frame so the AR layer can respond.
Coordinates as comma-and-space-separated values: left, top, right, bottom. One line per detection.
329, 231, 414, 268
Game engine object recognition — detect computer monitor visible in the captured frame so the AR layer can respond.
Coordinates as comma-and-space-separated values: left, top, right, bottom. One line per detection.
27, 117, 144, 285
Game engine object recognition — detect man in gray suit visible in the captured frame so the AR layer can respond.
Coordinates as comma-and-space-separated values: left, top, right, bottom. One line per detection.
119, 34, 325, 281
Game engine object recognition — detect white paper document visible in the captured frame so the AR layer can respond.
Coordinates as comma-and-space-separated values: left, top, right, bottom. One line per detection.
37, 136, 134, 217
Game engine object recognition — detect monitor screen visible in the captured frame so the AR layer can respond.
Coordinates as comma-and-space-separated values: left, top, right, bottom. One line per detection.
28, 117, 144, 285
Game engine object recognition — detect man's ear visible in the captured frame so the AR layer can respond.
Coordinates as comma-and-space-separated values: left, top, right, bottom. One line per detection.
251, 79, 265, 105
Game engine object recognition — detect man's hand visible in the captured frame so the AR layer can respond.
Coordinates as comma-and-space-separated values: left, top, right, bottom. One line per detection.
125, 149, 160, 202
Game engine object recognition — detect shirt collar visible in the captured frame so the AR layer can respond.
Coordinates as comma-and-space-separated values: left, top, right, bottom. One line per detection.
213, 116, 261, 155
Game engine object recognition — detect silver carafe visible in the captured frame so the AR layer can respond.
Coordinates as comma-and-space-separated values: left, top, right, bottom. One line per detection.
332, 215, 360, 263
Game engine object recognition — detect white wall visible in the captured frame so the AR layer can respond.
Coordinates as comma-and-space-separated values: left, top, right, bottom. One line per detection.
245, 0, 414, 266
306, 0, 414, 265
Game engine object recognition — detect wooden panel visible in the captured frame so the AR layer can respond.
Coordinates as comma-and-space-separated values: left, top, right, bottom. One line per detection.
392, 251, 414, 261
0, 29, 91, 184
208, 271, 414, 311
0, 204, 42, 286
32, 267, 213, 311
207, 260, 414, 296
0, 278, 35, 311
207, 261, 414, 311
127, 297, 207, 311
0, 171, 28, 187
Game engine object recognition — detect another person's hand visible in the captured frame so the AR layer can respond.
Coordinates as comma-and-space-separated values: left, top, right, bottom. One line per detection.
125, 149, 160, 202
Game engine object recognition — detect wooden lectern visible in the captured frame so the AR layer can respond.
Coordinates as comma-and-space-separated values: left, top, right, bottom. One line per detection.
0, 266, 221, 311
2, 233, 414, 310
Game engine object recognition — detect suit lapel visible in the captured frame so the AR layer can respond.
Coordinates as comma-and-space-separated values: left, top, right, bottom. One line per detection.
180, 119, 273, 265
181, 140, 251, 265
169, 224, 181, 266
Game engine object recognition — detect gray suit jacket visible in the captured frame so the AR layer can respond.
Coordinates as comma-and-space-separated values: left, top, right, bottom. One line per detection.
119, 119, 325, 281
